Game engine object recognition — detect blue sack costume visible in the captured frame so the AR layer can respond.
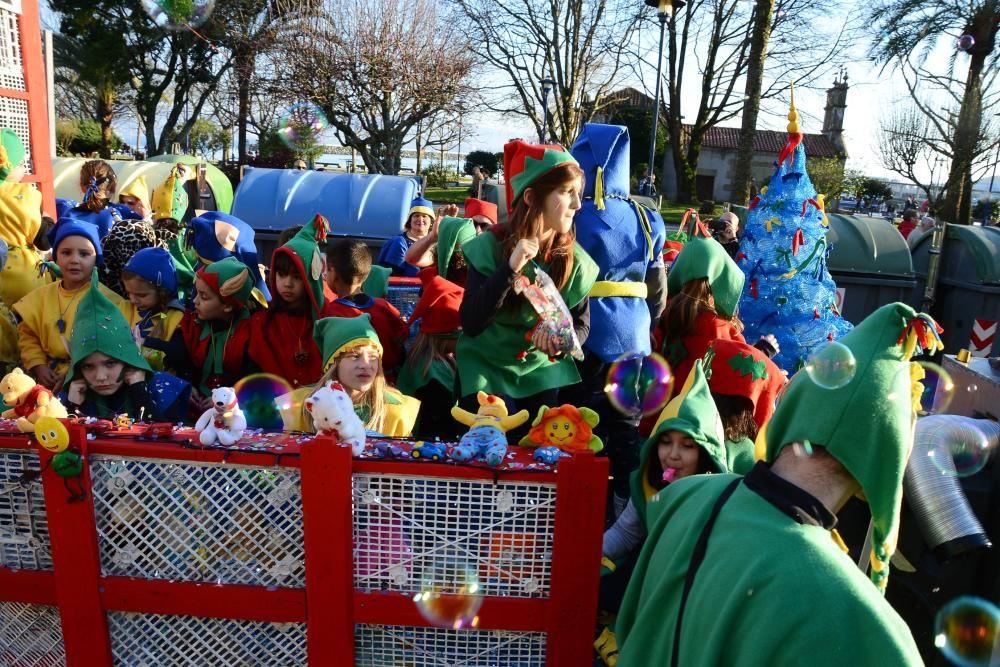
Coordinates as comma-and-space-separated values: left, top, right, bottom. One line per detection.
187, 211, 271, 303
570, 123, 665, 362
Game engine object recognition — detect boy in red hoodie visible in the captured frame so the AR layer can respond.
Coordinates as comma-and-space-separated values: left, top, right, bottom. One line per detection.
248, 215, 328, 388
322, 239, 408, 379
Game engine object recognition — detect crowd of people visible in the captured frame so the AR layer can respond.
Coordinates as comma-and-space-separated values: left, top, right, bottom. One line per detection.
0, 123, 935, 665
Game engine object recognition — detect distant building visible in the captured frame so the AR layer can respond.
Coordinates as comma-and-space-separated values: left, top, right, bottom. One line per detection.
593, 75, 850, 203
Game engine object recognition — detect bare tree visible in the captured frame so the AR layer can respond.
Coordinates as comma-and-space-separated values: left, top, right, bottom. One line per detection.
870, 0, 999, 224
449, 0, 643, 146
876, 66, 1000, 218
281, 0, 475, 175
656, 0, 856, 203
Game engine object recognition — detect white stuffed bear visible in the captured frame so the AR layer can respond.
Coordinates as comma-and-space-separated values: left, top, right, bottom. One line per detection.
305, 381, 366, 456
194, 387, 247, 446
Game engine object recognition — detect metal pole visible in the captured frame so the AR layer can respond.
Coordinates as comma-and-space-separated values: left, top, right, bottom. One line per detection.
646, 12, 667, 185
984, 142, 999, 225
456, 116, 463, 176
540, 89, 550, 143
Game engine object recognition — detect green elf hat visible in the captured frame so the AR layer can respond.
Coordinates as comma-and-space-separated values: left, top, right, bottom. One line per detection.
195, 256, 255, 310
765, 302, 943, 593
362, 265, 391, 299
0, 128, 25, 181
632, 364, 727, 523
503, 139, 579, 214
66, 270, 151, 385
314, 313, 383, 370
436, 216, 476, 278
667, 236, 745, 319
271, 213, 329, 318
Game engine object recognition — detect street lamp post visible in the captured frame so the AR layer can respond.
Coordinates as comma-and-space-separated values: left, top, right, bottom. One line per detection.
982, 113, 1000, 225
540, 75, 556, 143
644, 0, 683, 192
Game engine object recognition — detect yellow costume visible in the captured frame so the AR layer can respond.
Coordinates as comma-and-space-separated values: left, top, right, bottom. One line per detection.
13, 281, 125, 377
117, 302, 184, 371
0, 181, 45, 306
280, 385, 419, 437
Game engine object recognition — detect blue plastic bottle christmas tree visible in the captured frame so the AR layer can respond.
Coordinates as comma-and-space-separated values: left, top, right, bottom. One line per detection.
736, 90, 853, 372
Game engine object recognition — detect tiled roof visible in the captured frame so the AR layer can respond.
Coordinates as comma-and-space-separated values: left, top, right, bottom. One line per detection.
688, 125, 842, 158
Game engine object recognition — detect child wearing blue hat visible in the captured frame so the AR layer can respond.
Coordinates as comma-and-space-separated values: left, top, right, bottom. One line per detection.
13, 221, 124, 389
375, 196, 435, 277
187, 211, 271, 303
118, 247, 185, 372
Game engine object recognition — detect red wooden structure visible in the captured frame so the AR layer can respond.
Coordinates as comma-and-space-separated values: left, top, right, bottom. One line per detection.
0, 0, 55, 214
0, 425, 607, 665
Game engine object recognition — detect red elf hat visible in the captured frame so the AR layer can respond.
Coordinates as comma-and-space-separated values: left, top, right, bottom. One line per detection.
464, 197, 498, 226
705, 338, 785, 431
410, 272, 464, 336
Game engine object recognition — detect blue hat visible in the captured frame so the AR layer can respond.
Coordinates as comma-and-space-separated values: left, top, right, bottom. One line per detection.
55, 198, 78, 220
124, 247, 178, 294
51, 220, 103, 267
571, 123, 630, 208
0, 238, 7, 271
109, 202, 142, 221
188, 211, 270, 301
407, 196, 434, 223
50, 207, 114, 245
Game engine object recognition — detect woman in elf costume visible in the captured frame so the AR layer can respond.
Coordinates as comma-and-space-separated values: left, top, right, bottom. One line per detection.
613, 303, 931, 666
456, 139, 598, 432
396, 271, 464, 439
248, 214, 328, 388
0, 128, 47, 308
61, 271, 190, 422
280, 314, 420, 438
376, 196, 435, 277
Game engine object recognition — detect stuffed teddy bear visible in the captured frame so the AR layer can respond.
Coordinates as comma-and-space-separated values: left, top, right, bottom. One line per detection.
518, 404, 604, 454
1, 367, 68, 433
451, 391, 530, 466
304, 381, 366, 456
194, 386, 246, 446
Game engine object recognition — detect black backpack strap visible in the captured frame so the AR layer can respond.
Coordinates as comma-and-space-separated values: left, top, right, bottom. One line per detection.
671, 478, 742, 667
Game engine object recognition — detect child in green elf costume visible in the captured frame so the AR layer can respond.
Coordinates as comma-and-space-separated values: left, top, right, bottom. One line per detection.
456, 140, 598, 437
613, 302, 931, 666
61, 271, 191, 422
280, 314, 420, 438
596, 363, 727, 665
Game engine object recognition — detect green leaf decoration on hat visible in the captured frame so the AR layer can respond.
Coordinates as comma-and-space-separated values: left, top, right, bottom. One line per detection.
727, 352, 769, 382
66, 270, 151, 385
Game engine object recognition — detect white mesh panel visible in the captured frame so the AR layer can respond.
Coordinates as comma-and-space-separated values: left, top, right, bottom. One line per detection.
0, 448, 52, 570
0, 601, 65, 666
0, 7, 25, 91
354, 624, 546, 666
353, 474, 556, 598
107, 612, 307, 666
0, 95, 31, 173
91, 457, 304, 587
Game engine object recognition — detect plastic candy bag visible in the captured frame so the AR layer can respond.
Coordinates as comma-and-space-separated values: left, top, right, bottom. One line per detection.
512, 265, 584, 361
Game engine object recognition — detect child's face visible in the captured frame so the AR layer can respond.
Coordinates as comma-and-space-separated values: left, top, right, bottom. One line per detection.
193, 278, 233, 321
336, 345, 380, 393
120, 194, 149, 219
275, 269, 307, 308
79, 351, 124, 396
123, 276, 160, 311
657, 430, 700, 481
539, 177, 582, 235
56, 236, 97, 288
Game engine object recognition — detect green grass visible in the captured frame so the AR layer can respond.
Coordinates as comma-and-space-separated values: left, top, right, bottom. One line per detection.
658, 201, 698, 225
424, 186, 471, 206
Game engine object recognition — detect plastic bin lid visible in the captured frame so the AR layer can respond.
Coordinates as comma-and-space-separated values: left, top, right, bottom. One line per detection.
911, 223, 1000, 285
146, 154, 234, 214
825, 213, 914, 278
231, 167, 420, 238
52, 156, 234, 214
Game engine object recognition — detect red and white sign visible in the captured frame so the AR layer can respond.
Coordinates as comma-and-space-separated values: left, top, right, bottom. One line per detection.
969, 319, 997, 357
835, 288, 846, 314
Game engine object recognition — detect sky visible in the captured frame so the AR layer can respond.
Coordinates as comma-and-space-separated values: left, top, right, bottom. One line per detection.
44, 0, 996, 189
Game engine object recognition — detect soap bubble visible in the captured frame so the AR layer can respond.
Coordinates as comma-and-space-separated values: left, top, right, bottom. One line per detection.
934, 596, 1000, 667
926, 421, 995, 478
803, 341, 856, 390
903, 360, 955, 415
413, 561, 483, 629
233, 373, 294, 430
141, 0, 215, 30
604, 353, 673, 416
278, 102, 328, 152
957, 34, 976, 52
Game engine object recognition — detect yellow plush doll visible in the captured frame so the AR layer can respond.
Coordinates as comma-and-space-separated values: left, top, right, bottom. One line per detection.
450, 392, 530, 466
1, 367, 69, 432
